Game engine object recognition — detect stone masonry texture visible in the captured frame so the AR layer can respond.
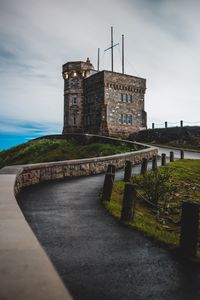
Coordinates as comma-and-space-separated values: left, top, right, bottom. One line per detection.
62, 59, 147, 137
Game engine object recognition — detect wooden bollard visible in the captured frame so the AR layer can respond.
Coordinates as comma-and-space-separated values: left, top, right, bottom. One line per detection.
180, 120, 183, 128
107, 164, 116, 179
180, 149, 184, 159
170, 151, 174, 162
102, 173, 114, 202
152, 155, 157, 172
124, 160, 132, 182
121, 183, 136, 222
161, 153, 166, 166
180, 202, 199, 257
165, 121, 168, 128
141, 158, 148, 176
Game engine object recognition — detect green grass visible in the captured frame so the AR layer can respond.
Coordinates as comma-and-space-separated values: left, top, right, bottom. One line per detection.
0, 137, 138, 169
104, 160, 200, 250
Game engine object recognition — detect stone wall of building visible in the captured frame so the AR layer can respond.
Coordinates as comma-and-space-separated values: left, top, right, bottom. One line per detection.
62, 59, 147, 138
83, 71, 107, 134
104, 71, 146, 137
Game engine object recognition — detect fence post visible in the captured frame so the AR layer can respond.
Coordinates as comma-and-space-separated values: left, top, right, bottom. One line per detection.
124, 160, 132, 182
180, 201, 199, 257
152, 123, 155, 130
170, 151, 174, 162
121, 183, 137, 222
152, 155, 157, 172
107, 164, 116, 179
180, 149, 184, 159
102, 173, 114, 202
141, 158, 148, 176
165, 121, 168, 128
180, 120, 183, 128
161, 153, 166, 166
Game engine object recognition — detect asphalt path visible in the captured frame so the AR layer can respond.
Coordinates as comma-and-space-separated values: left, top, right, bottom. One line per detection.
17, 149, 200, 300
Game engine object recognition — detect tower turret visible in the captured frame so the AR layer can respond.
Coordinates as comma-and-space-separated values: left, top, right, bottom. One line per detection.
62, 58, 93, 134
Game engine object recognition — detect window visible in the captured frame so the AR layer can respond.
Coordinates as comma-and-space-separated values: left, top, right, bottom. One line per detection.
73, 115, 76, 126
123, 114, 127, 124
127, 95, 132, 103
118, 114, 123, 124
72, 95, 77, 105
128, 115, 133, 125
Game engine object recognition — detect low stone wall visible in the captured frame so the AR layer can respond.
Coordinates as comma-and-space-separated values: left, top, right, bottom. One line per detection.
14, 144, 157, 195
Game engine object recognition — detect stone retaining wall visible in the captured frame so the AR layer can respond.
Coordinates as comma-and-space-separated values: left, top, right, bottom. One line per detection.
14, 144, 157, 195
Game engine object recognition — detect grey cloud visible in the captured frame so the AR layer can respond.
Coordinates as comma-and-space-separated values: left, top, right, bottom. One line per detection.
0, 0, 200, 129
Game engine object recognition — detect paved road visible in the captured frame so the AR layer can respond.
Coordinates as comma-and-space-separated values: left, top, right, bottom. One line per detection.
18, 153, 200, 300
157, 147, 200, 159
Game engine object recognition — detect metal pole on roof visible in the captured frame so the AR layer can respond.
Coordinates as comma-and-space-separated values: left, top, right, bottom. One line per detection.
97, 48, 100, 71
111, 26, 114, 72
122, 34, 124, 74
104, 27, 119, 72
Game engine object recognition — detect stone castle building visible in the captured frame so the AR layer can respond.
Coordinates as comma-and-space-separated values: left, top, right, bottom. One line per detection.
62, 58, 147, 137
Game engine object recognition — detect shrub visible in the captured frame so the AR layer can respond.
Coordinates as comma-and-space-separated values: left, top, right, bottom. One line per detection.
132, 169, 176, 206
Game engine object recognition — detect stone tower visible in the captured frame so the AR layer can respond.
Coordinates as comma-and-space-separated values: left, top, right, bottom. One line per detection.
62, 58, 94, 134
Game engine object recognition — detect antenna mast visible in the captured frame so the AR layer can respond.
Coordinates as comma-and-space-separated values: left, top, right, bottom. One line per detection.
111, 26, 114, 72
97, 48, 100, 71
122, 34, 124, 74
104, 26, 119, 72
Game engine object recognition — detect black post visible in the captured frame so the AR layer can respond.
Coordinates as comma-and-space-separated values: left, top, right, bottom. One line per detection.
180, 149, 184, 159
107, 164, 116, 179
180, 201, 199, 257
124, 160, 132, 182
141, 158, 148, 176
152, 123, 155, 129
161, 153, 166, 166
102, 172, 114, 202
121, 183, 137, 222
180, 120, 183, 128
152, 155, 157, 172
122, 34, 124, 74
165, 121, 168, 128
170, 151, 174, 162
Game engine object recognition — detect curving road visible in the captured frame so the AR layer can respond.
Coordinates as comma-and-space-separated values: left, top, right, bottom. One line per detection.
17, 149, 200, 300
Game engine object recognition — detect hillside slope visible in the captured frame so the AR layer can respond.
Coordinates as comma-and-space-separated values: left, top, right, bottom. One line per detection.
0, 135, 139, 169
130, 126, 200, 150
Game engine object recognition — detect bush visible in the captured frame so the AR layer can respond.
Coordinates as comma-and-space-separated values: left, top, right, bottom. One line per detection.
132, 169, 176, 206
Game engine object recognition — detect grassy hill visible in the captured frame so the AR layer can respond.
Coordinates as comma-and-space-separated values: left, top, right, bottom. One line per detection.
0, 135, 139, 169
105, 159, 200, 251
130, 126, 200, 150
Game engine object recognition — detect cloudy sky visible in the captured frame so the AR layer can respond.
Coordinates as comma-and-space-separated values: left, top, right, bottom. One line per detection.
0, 0, 200, 144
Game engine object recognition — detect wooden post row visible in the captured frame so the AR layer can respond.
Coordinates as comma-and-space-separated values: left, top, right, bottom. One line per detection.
170, 151, 174, 162
161, 153, 166, 166
152, 155, 157, 172
180, 201, 199, 257
121, 183, 136, 222
180, 150, 184, 159
141, 158, 148, 176
124, 160, 132, 182
102, 172, 114, 202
